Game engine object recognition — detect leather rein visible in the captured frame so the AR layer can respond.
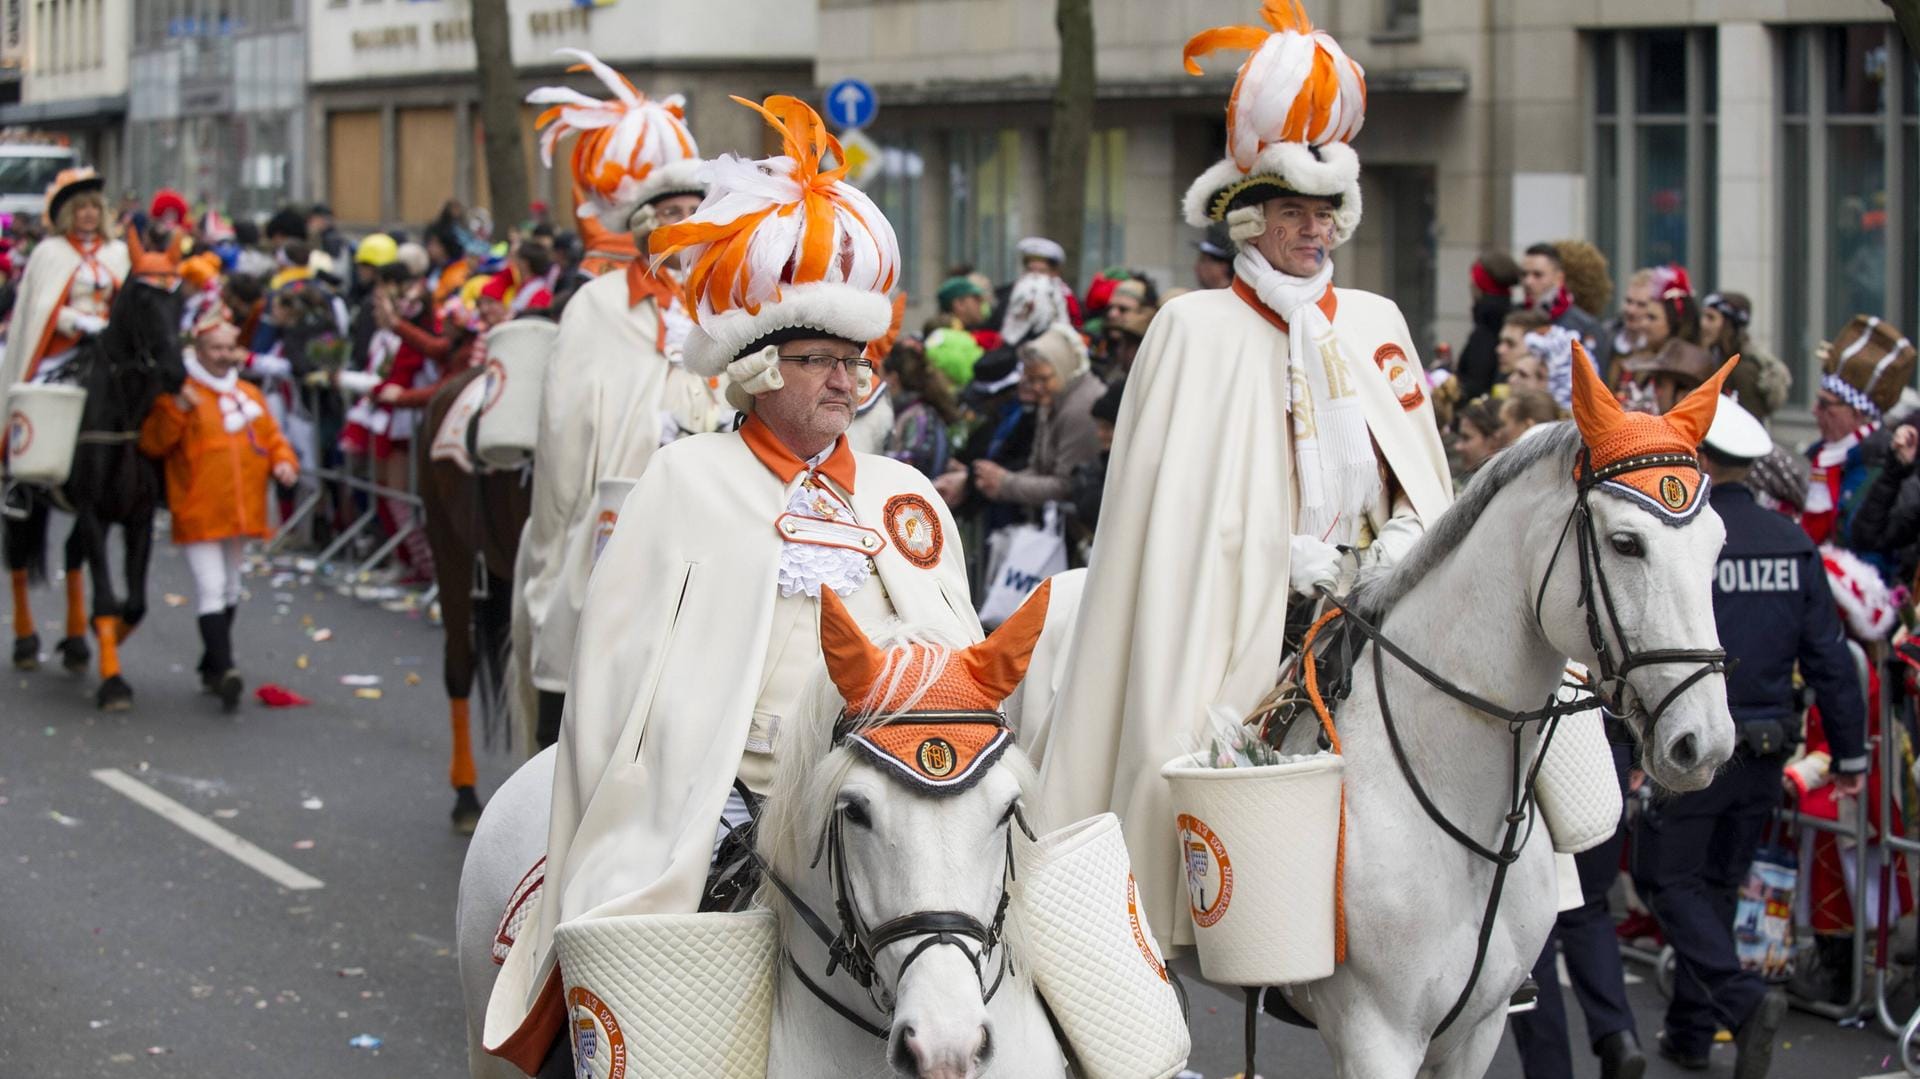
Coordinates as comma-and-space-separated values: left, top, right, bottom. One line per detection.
748, 712, 1033, 1041
1309, 447, 1727, 1039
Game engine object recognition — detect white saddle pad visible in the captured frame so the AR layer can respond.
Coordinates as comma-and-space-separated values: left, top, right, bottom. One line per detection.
430, 376, 489, 475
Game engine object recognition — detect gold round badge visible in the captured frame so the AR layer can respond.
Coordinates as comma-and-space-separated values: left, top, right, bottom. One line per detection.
1659, 474, 1689, 510
916, 737, 957, 778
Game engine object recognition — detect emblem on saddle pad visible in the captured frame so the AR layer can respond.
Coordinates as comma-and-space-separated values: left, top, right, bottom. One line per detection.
845, 717, 1011, 794
565, 986, 627, 1079
1177, 813, 1234, 928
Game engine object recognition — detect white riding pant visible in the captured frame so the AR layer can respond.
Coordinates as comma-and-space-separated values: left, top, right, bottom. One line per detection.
182, 538, 246, 616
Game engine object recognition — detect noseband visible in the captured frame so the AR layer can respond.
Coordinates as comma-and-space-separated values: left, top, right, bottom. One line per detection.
753, 711, 1030, 1041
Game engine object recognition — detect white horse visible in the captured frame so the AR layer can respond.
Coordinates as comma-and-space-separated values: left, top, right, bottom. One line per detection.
1268, 417, 1736, 1078
752, 634, 1069, 1079
455, 632, 1070, 1079
456, 746, 553, 1079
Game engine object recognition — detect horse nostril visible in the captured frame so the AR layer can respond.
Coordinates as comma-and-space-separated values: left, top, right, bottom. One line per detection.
1667, 732, 1699, 771
973, 1023, 993, 1066
891, 1027, 918, 1076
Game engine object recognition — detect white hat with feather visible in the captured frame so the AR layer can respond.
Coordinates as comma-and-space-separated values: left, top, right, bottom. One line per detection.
526, 49, 706, 234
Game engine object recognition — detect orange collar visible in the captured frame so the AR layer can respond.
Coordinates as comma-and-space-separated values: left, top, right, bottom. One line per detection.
1232, 276, 1338, 333
626, 259, 679, 312
741, 412, 857, 494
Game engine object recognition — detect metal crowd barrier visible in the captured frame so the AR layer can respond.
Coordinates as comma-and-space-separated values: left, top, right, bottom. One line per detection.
1619, 641, 1920, 1071
260, 381, 438, 614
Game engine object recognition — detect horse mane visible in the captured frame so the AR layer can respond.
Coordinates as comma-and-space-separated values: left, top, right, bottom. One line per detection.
1352, 422, 1582, 620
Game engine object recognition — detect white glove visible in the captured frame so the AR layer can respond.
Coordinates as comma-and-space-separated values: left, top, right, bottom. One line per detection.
1356, 511, 1424, 572
1288, 533, 1342, 598
72, 313, 108, 337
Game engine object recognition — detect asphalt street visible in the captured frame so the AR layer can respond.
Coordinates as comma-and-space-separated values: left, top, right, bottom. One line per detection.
0, 534, 1909, 1078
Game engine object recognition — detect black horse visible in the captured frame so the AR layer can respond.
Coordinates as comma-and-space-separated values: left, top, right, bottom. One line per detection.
5, 272, 185, 709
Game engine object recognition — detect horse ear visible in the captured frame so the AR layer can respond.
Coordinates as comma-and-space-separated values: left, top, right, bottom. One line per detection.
819, 586, 885, 709
960, 578, 1053, 704
1567, 338, 1622, 444
1663, 356, 1738, 448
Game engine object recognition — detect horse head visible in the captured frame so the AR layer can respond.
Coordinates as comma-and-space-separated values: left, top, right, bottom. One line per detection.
111, 237, 189, 396
1530, 345, 1737, 791
758, 583, 1053, 1079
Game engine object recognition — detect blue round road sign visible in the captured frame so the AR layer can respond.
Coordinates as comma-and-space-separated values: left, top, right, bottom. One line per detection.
824, 79, 879, 130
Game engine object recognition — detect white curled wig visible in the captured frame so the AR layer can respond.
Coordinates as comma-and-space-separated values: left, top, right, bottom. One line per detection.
649, 95, 900, 379
526, 49, 703, 233
1178, 0, 1367, 248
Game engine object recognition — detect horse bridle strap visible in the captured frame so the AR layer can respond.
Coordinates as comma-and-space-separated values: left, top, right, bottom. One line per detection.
752, 714, 1028, 1040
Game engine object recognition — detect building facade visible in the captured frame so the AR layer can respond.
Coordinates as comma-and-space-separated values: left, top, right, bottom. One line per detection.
819, 0, 1914, 417
127, 0, 309, 221
306, 0, 815, 234
0, 0, 129, 189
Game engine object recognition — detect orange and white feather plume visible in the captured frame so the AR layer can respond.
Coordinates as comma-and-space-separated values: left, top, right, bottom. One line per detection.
526, 49, 704, 233
649, 95, 900, 387
1180, 0, 1367, 246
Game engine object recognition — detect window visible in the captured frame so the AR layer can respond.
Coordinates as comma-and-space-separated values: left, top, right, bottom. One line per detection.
861, 135, 925, 300
1589, 29, 1718, 299
1376, 0, 1418, 39
1779, 25, 1916, 402
1081, 128, 1125, 275
946, 129, 1024, 282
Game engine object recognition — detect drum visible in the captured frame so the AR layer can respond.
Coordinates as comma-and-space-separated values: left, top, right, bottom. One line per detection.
6, 384, 87, 486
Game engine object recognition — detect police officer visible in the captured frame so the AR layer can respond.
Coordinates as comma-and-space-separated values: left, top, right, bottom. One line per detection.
1632, 398, 1867, 1077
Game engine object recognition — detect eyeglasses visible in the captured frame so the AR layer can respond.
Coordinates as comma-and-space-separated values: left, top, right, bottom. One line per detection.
779, 353, 874, 375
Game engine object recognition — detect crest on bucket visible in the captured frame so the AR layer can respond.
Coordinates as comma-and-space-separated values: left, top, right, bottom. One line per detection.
1569, 339, 1733, 524
820, 581, 1051, 794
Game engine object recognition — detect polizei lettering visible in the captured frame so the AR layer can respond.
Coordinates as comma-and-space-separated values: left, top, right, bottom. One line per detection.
1715, 557, 1800, 594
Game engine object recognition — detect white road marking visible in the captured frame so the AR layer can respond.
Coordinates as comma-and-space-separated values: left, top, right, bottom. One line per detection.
91, 768, 324, 891
1859, 1073, 1914, 1078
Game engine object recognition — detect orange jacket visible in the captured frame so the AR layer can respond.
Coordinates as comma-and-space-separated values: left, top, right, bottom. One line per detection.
139, 379, 297, 544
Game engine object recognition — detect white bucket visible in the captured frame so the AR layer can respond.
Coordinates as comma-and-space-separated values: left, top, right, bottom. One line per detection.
589, 477, 637, 567
1536, 707, 1623, 854
1160, 752, 1344, 986
1012, 813, 1190, 1079
6, 384, 87, 486
552, 910, 776, 1079
474, 320, 557, 470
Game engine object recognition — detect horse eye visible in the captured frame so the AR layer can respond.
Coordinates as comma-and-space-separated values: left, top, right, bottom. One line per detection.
1609, 533, 1645, 558
840, 798, 872, 829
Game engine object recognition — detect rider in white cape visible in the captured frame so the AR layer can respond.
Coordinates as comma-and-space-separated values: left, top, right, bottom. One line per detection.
1036, 0, 1453, 950
483, 95, 979, 1072
516, 50, 720, 743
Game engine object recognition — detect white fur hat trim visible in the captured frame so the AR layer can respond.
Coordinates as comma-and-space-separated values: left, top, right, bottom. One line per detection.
1181, 141, 1362, 247
681, 281, 894, 379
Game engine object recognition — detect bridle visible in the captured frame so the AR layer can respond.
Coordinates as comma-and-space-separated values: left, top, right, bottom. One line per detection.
752, 711, 1031, 1041
1535, 449, 1731, 746
1306, 446, 1727, 1039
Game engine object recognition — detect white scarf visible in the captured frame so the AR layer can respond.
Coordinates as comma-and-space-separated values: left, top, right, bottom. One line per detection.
186, 353, 263, 434
1234, 248, 1379, 544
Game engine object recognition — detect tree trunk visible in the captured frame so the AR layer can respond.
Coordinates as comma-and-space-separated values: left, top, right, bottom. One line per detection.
1044, 0, 1096, 286
1888, 0, 1920, 59
471, 0, 529, 238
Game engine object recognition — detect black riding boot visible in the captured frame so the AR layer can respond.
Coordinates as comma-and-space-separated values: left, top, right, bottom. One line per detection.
198, 612, 242, 713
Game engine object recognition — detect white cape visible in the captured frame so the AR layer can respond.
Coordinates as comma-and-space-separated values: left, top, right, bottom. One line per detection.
1036, 284, 1453, 949
485, 430, 979, 1064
